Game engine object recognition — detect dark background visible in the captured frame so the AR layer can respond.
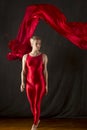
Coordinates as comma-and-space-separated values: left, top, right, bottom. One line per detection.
0, 0, 87, 118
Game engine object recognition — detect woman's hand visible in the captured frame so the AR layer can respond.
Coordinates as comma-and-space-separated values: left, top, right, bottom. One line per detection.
20, 83, 25, 92
45, 86, 48, 95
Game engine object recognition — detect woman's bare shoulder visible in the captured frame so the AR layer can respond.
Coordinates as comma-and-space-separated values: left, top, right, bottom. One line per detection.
22, 54, 27, 60
42, 53, 48, 57
42, 53, 48, 61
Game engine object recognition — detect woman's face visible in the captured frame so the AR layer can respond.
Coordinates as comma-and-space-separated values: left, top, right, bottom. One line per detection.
31, 39, 41, 50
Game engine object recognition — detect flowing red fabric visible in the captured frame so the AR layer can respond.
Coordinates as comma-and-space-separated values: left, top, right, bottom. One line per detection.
7, 4, 87, 60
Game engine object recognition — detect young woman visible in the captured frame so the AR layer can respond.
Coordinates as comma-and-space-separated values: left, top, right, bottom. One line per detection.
20, 36, 48, 130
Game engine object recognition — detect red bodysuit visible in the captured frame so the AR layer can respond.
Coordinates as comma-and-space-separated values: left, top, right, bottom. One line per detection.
25, 53, 46, 125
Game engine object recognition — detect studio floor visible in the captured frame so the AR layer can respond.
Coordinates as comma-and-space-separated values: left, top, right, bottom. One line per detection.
0, 118, 87, 130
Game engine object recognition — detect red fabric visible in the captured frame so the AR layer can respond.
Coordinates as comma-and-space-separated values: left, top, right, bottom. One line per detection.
25, 53, 46, 125
7, 4, 87, 60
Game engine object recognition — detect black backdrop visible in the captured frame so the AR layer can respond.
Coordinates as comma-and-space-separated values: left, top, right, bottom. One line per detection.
0, 0, 87, 118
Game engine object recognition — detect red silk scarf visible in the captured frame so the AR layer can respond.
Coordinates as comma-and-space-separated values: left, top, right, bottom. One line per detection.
7, 4, 87, 60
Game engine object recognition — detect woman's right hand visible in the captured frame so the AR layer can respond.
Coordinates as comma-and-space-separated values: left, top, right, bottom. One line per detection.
20, 83, 25, 92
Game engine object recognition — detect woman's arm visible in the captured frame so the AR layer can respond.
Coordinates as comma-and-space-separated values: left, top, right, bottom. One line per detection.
20, 54, 27, 92
43, 54, 48, 94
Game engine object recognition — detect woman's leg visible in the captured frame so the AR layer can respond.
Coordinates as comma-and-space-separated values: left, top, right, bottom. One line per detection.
34, 83, 45, 125
26, 84, 35, 116
26, 83, 45, 126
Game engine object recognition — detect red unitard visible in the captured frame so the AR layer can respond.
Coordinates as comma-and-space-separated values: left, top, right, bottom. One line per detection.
25, 53, 46, 125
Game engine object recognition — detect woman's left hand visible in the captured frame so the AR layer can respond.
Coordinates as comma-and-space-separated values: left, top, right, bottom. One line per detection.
45, 86, 48, 95
20, 83, 25, 92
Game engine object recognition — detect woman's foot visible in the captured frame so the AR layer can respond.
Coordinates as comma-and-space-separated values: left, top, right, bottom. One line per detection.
31, 124, 37, 130
35, 120, 40, 127
31, 120, 40, 130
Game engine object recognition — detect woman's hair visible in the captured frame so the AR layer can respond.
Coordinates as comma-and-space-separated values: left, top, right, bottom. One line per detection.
31, 35, 41, 41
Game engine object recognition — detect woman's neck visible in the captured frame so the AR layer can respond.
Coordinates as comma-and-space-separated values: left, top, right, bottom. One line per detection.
30, 50, 40, 56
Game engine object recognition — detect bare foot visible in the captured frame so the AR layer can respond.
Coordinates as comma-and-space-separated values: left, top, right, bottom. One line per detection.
31, 124, 37, 130
31, 120, 40, 130
36, 120, 40, 127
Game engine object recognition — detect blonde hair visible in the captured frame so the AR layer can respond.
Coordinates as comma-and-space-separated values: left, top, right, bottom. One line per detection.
31, 36, 41, 40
